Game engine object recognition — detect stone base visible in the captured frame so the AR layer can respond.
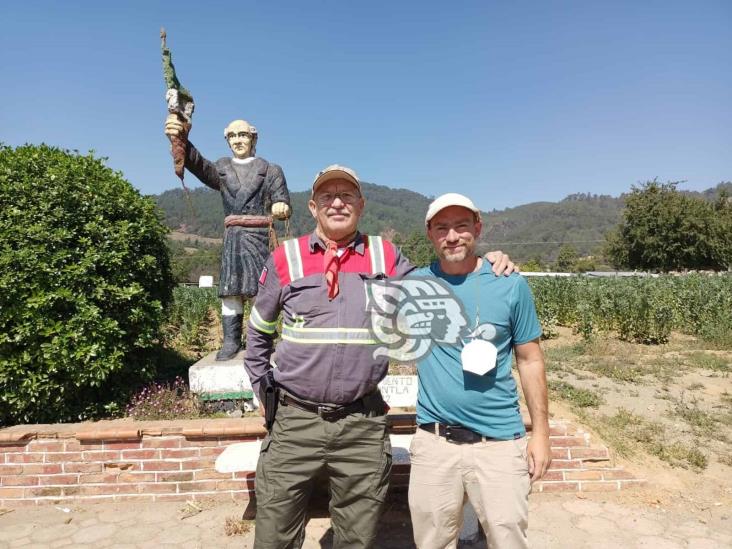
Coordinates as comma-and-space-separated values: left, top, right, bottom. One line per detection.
188, 350, 254, 400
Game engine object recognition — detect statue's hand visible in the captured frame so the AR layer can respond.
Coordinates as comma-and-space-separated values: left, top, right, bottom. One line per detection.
164, 113, 188, 140
271, 202, 291, 220
484, 250, 518, 277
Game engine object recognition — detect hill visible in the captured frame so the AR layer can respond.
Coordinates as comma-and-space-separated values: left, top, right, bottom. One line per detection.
154, 181, 432, 245
153, 181, 732, 267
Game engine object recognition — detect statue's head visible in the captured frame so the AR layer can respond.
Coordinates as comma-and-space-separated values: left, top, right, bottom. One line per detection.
224, 119, 258, 159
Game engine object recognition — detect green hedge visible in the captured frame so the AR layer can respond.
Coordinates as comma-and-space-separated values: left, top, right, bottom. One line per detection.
0, 144, 174, 424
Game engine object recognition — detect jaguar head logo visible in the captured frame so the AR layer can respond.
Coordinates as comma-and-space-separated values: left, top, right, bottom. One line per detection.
365, 277, 468, 362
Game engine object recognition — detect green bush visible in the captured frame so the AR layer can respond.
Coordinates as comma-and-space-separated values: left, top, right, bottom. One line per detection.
0, 144, 174, 424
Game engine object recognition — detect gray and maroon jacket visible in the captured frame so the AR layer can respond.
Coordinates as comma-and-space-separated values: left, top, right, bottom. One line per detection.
244, 232, 413, 405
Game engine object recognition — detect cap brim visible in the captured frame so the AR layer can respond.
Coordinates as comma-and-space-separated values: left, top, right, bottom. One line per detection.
312, 170, 361, 194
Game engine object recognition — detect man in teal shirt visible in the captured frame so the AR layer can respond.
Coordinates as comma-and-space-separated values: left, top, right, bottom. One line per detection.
408, 193, 550, 549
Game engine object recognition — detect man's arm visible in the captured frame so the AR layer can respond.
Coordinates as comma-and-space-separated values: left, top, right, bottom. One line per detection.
244, 255, 282, 404
515, 339, 551, 482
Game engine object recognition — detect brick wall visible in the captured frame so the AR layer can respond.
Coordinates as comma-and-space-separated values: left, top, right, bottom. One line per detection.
0, 416, 643, 507
0, 421, 261, 507
533, 421, 645, 493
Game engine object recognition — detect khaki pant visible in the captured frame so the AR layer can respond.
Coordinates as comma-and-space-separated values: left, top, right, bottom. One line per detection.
408, 428, 530, 549
254, 393, 391, 549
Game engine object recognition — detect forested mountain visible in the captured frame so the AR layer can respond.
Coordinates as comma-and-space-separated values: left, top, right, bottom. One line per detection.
480, 193, 622, 261
154, 182, 432, 243
153, 181, 731, 269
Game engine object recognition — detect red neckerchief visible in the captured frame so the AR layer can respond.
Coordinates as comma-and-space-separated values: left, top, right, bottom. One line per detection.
323, 239, 351, 300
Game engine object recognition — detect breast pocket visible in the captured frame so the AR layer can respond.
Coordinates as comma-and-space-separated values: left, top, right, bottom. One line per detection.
286, 278, 328, 321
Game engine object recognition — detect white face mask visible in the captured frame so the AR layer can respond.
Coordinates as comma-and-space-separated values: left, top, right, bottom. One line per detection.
460, 339, 497, 376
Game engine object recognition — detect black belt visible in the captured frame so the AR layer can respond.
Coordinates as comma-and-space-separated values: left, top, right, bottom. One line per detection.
419, 423, 497, 444
280, 393, 365, 421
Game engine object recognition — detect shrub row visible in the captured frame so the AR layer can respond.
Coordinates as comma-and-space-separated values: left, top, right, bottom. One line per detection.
527, 274, 732, 345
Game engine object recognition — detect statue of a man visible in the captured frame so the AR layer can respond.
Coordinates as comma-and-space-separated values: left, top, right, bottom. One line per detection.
165, 114, 291, 360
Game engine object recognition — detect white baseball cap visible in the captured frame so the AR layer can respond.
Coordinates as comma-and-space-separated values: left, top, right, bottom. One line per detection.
312, 164, 361, 195
425, 193, 481, 226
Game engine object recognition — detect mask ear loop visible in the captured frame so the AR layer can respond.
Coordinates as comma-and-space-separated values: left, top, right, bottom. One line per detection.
459, 257, 482, 347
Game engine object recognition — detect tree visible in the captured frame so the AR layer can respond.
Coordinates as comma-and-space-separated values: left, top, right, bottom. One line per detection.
0, 144, 175, 424
392, 229, 436, 267
573, 257, 597, 273
711, 189, 732, 271
605, 180, 728, 271
521, 257, 544, 272
555, 244, 579, 272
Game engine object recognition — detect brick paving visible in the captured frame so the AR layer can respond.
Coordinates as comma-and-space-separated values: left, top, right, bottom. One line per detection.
1, 491, 729, 548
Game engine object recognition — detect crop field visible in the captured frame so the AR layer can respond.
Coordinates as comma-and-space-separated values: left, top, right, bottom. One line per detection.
527, 274, 732, 347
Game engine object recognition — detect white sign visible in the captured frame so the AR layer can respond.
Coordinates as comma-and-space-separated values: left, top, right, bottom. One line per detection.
378, 375, 418, 408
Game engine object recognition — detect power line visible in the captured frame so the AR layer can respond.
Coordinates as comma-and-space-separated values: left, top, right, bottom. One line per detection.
483, 240, 606, 246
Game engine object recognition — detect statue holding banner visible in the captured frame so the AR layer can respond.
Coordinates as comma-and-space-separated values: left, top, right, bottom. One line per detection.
162, 32, 291, 361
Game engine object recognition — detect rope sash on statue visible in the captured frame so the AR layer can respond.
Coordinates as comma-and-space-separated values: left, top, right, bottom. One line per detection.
231, 215, 290, 251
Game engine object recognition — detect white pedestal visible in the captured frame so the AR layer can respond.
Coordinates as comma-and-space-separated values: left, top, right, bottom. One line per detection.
188, 350, 253, 400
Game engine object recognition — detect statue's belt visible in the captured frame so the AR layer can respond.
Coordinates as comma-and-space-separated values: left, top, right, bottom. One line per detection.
229, 215, 273, 228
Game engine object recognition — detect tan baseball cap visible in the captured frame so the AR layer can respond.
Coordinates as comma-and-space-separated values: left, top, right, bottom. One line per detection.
425, 193, 481, 226
312, 164, 361, 195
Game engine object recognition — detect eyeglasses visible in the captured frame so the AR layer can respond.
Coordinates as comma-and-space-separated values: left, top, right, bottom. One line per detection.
314, 191, 361, 206
226, 132, 253, 140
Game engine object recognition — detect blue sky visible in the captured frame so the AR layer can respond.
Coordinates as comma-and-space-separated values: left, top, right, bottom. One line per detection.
2, 1, 730, 211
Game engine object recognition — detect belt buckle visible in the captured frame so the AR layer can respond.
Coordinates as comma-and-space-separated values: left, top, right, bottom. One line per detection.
318, 404, 338, 419
445, 425, 471, 444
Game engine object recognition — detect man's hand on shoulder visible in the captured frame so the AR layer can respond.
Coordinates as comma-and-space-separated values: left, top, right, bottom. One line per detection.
484, 250, 518, 276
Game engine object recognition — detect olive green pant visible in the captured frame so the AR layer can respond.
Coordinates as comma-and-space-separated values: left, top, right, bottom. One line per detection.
254, 394, 392, 549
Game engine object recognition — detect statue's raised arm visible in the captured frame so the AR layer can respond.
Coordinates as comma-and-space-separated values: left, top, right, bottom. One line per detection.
161, 28, 195, 180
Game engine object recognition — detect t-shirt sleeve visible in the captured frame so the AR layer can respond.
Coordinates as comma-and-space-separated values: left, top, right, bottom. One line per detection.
510, 276, 542, 344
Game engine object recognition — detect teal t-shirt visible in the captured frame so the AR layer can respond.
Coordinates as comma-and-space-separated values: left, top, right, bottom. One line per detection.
412, 261, 542, 439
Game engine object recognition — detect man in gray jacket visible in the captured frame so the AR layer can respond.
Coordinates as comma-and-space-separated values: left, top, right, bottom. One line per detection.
165, 114, 291, 360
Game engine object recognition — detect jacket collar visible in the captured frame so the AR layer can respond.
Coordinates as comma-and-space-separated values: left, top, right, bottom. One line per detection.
309, 231, 366, 255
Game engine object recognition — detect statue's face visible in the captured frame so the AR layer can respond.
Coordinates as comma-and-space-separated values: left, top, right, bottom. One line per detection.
224, 120, 256, 159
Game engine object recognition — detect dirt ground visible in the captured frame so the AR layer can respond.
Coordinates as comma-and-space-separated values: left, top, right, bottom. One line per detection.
540, 328, 731, 510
